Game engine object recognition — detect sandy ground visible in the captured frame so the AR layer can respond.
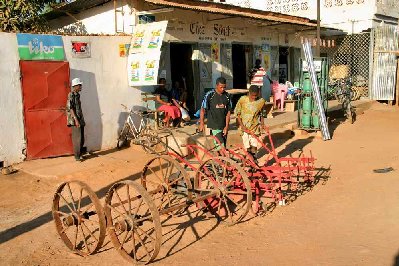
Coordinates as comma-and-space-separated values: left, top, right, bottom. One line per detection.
1, 101, 399, 266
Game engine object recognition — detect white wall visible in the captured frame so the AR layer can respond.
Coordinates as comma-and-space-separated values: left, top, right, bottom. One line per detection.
49, 2, 134, 35
199, 0, 398, 33
0, 33, 26, 165
0, 33, 150, 165
62, 35, 144, 152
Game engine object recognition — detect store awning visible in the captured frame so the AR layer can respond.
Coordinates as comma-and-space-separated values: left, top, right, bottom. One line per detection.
144, 0, 317, 27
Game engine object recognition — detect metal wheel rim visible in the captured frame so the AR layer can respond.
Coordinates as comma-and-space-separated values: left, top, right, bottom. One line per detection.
52, 180, 106, 256
105, 180, 162, 264
194, 156, 252, 226
142, 155, 192, 214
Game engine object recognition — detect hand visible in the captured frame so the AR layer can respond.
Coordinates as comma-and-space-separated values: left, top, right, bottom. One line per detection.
75, 119, 80, 128
241, 125, 248, 132
223, 126, 228, 136
198, 123, 204, 132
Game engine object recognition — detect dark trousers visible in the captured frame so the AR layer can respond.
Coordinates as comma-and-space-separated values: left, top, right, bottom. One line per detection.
72, 126, 85, 159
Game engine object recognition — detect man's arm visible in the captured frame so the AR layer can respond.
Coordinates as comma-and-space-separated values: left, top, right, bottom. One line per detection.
260, 103, 267, 131
199, 107, 205, 132
224, 111, 230, 136
66, 94, 80, 127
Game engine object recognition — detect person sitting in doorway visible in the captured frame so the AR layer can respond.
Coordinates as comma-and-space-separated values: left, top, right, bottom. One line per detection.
154, 78, 181, 127
171, 77, 190, 125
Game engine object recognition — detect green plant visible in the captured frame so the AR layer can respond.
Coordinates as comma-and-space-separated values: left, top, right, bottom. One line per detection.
0, 0, 56, 32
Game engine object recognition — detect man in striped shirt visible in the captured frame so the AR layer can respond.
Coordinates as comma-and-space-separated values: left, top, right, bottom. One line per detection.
249, 59, 273, 101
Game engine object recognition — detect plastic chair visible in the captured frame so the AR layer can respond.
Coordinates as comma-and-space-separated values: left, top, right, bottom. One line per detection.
272, 82, 288, 111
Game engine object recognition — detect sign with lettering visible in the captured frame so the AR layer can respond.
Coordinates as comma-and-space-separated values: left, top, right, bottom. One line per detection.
16, 33, 65, 61
167, 20, 246, 42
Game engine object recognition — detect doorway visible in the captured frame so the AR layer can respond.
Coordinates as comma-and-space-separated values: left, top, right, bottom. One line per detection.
20, 61, 73, 159
279, 47, 289, 83
232, 44, 247, 89
170, 43, 195, 113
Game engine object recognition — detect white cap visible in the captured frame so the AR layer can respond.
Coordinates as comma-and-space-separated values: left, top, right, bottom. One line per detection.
71, 78, 83, 87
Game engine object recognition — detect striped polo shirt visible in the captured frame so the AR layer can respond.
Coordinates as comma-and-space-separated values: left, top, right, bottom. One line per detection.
251, 67, 266, 86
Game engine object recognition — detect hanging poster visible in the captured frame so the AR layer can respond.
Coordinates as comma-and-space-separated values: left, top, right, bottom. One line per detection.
16, 33, 65, 60
129, 21, 168, 54
128, 51, 161, 86
128, 21, 168, 86
211, 43, 219, 62
71, 41, 91, 58
262, 43, 270, 52
119, 44, 130, 57
263, 52, 271, 71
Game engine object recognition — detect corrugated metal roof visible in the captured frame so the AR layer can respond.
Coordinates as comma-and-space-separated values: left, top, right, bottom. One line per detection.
144, 0, 317, 27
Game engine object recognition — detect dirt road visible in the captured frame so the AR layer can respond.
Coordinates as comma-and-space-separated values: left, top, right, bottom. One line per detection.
1, 102, 399, 265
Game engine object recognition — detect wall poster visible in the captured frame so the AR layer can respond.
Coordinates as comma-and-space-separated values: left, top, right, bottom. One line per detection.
128, 21, 168, 86
71, 41, 91, 58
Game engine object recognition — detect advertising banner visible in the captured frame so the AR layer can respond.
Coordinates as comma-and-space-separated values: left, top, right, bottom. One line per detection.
128, 51, 161, 86
127, 21, 168, 86
16, 33, 65, 61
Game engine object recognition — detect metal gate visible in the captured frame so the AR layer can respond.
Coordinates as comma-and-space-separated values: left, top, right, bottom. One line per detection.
20, 61, 73, 159
321, 33, 371, 98
370, 25, 399, 100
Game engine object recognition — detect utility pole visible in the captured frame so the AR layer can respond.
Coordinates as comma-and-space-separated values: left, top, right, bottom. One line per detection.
316, 0, 320, 57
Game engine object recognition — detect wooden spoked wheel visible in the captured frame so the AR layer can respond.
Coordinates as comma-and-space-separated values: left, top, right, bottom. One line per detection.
52, 181, 106, 256
140, 132, 168, 155
105, 181, 162, 264
142, 156, 192, 215
194, 157, 252, 226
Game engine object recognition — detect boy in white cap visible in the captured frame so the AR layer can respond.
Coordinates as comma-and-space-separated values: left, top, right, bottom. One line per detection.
66, 78, 86, 161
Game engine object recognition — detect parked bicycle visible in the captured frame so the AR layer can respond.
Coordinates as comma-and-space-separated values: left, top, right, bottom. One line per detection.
328, 78, 355, 124
117, 104, 168, 154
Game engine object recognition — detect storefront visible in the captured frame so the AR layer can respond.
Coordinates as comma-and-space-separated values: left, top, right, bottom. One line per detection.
141, 0, 316, 110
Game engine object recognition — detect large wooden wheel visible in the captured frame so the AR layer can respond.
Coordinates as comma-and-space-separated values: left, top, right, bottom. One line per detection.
142, 156, 192, 215
194, 156, 252, 226
52, 181, 106, 256
105, 180, 162, 264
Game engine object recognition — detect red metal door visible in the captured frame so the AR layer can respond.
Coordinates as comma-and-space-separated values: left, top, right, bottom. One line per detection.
20, 61, 73, 160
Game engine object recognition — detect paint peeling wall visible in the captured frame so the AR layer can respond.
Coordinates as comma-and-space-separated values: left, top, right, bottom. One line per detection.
0, 33, 26, 165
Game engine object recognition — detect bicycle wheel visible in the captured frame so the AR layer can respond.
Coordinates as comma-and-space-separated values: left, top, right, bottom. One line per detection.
117, 124, 129, 149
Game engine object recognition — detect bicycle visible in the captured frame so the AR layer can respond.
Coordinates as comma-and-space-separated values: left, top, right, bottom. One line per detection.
329, 79, 355, 124
117, 104, 168, 154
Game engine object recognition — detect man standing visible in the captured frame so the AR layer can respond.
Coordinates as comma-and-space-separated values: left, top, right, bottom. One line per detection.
235, 85, 267, 156
66, 78, 86, 161
250, 59, 272, 101
199, 77, 232, 148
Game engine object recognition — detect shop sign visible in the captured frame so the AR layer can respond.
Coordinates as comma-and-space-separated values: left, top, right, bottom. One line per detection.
168, 20, 246, 42
16, 33, 65, 61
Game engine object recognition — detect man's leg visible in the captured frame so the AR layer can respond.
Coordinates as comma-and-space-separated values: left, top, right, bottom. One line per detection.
80, 126, 85, 156
71, 126, 82, 160
211, 129, 226, 151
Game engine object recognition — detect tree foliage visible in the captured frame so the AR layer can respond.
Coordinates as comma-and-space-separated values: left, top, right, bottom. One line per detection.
0, 0, 57, 32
